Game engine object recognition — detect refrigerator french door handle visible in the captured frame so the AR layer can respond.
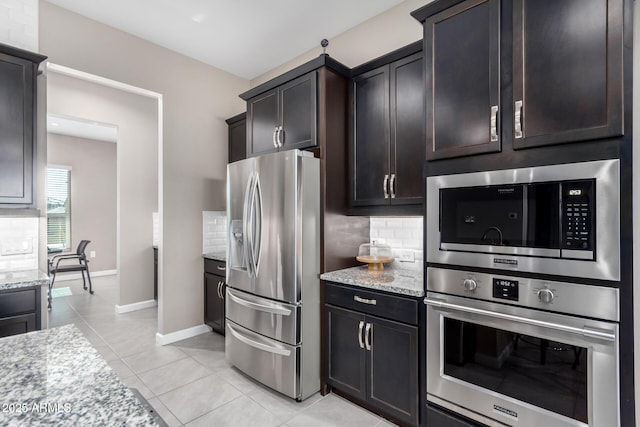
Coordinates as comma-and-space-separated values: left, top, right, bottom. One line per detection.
242, 173, 255, 277
227, 288, 292, 316
251, 174, 263, 275
228, 322, 292, 356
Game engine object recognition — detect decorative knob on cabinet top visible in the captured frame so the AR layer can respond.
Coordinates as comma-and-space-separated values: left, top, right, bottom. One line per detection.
463, 278, 477, 292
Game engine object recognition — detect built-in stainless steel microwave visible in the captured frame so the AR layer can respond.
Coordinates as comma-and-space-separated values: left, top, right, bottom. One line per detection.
426, 159, 620, 281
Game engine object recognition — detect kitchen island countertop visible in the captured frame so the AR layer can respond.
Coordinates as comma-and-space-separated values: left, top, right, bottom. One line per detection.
0, 324, 160, 426
321, 265, 424, 297
0, 270, 49, 291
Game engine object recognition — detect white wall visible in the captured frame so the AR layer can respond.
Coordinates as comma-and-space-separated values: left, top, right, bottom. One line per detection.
47, 72, 158, 306
251, 0, 430, 87
0, 0, 38, 51
47, 133, 117, 273
39, 1, 248, 335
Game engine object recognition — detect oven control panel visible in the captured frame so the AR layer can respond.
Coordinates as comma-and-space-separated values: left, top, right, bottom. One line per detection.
493, 278, 518, 301
427, 267, 619, 321
561, 180, 594, 251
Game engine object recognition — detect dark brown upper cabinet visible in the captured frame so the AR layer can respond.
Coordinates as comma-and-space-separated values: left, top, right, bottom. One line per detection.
226, 112, 246, 163
413, 0, 623, 160
423, 0, 500, 160
0, 44, 46, 207
245, 72, 317, 157
350, 44, 424, 215
512, 0, 623, 149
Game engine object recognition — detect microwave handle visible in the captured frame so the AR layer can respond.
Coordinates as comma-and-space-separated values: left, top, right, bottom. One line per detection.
424, 297, 616, 343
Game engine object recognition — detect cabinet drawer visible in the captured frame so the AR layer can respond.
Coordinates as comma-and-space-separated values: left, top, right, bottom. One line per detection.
0, 313, 37, 338
0, 288, 37, 317
324, 282, 418, 325
204, 259, 226, 276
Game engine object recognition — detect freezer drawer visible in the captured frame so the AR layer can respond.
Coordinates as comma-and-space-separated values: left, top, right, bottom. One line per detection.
226, 287, 300, 345
226, 320, 301, 399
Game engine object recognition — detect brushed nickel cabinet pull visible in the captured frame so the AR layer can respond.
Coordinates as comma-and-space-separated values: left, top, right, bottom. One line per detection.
358, 320, 365, 349
383, 175, 389, 199
272, 127, 278, 148
490, 105, 499, 142
354, 295, 377, 305
390, 174, 396, 199
515, 100, 523, 139
365, 322, 372, 350
216, 265, 226, 271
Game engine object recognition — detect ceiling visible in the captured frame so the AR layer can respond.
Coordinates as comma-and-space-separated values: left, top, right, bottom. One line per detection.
44, 0, 405, 80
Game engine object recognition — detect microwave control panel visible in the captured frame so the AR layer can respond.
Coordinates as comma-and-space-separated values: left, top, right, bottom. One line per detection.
561, 180, 594, 251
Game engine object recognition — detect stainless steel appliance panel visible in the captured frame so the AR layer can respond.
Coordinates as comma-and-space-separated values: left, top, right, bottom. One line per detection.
225, 320, 300, 399
226, 157, 255, 292
426, 292, 620, 427
427, 267, 620, 322
252, 150, 301, 303
426, 159, 620, 281
226, 287, 300, 345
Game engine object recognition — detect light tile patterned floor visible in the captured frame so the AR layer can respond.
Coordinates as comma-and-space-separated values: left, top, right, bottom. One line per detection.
48, 276, 397, 426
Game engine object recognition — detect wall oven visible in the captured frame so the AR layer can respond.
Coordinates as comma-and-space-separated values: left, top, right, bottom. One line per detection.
426, 160, 620, 281
425, 267, 620, 427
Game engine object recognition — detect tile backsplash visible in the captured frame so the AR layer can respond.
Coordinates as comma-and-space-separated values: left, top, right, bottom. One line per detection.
203, 211, 227, 254
369, 216, 423, 270
0, 216, 38, 273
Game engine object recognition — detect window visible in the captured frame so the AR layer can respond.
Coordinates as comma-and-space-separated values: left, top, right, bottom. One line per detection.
47, 166, 71, 251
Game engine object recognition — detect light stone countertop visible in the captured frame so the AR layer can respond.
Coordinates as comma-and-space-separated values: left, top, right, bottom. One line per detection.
0, 324, 160, 427
203, 252, 226, 262
0, 270, 49, 291
321, 265, 424, 297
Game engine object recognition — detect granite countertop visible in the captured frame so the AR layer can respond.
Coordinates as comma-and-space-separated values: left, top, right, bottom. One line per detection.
203, 252, 226, 262
0, 270, 50, 291
0, 324, 159, 427
321, 265, 424, 297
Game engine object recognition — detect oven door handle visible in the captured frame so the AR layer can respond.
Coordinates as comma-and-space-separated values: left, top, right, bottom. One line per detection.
424, 297, 616, 342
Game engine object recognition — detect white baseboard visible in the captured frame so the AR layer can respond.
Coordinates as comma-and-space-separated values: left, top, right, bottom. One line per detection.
52, 269, 117, 282
115, 299, 157, 314
155, 324, 212, 346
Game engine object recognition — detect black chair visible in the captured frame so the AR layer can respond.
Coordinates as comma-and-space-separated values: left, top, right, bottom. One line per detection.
48, 240, 94, 309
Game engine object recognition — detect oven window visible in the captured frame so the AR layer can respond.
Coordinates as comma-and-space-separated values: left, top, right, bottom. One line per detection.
443, 319, 587, 423
440, 183, 560, 248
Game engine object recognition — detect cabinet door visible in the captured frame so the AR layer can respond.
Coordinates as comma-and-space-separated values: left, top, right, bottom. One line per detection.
425, 0, 500, 160
325, 305, 367, 400
204, 273, 225, 334
512, 0, 623, 149
247, 89, 279, 157
367, 315, 419, 426
390, 52, 424, 205
0, 53, 34, 204
279, 72, 317, 151
351, 66, 390, 207
228, 115, 247, 163
0, 313, 36, 338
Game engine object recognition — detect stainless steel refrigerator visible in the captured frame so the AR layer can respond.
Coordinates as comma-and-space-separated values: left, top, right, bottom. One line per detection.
225, 149, 320, 401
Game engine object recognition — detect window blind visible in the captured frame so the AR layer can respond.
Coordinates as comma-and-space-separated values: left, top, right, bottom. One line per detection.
47, 167, 71, 250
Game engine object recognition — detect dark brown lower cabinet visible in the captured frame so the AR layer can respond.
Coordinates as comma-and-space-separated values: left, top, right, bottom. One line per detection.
325, 283, 419, 426
204, 259, 225, 335
0, 286, 41, 338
